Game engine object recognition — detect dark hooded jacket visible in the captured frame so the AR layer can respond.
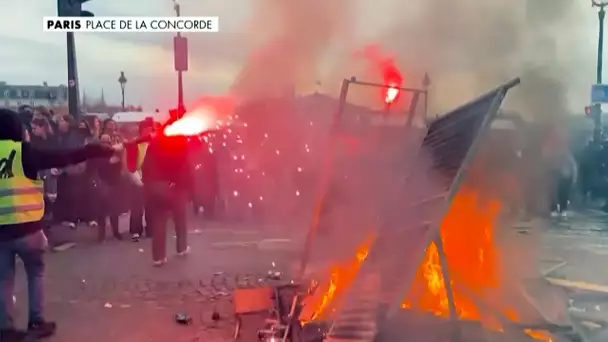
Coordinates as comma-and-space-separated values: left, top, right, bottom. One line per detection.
141, 134, 193, 191
0, 109, 113, 241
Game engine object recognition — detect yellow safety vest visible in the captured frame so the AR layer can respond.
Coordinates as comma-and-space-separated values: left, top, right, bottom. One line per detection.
137, 143, 148, 170
0, 141, 44, 225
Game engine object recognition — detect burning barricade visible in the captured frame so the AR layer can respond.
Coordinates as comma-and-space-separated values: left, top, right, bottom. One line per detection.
291, 78, 573, 342
176, 77, 572, 342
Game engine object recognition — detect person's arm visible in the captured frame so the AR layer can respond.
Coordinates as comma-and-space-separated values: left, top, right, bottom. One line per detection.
22, 142, 114, 174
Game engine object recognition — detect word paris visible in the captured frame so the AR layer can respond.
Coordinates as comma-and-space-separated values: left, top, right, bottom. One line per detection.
43, 17, 219, 33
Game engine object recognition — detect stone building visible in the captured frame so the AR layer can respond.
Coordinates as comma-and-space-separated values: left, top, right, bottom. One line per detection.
0, 81, 68, 108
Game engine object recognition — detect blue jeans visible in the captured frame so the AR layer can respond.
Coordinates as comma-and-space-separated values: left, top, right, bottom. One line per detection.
0, 230, 47, 329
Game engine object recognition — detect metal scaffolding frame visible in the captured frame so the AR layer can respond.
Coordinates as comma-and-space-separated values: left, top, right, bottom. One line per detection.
298, 76, 430, 280
296, 77, 550, 342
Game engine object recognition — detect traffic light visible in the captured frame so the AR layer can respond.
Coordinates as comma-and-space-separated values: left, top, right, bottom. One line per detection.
585, 104, 601, 119
57, 0, 94, 17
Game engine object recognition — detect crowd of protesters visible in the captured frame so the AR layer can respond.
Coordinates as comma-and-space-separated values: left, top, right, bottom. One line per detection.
0, 104, 227, 340
15, 105, 154, 249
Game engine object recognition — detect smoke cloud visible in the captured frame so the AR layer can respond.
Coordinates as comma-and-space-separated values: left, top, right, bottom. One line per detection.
230, 0, 352, 102
226, 1, 582, 321
340, 0, 584, 121
225, 0, 592, 118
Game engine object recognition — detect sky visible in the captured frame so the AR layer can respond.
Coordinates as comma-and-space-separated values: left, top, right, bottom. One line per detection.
0, 0, 602, 114
0, 0, 255, 110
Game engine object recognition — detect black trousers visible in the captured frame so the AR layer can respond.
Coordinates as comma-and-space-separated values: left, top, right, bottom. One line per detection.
97, 215, 120, 240
56, 174, 91, 223
129, 186, 148, 236
552, 176, 572, 212
145, 187, 188, 261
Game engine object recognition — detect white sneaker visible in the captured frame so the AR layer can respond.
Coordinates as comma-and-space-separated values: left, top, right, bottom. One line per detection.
560, 211, 568, 218
550, 211, 559, 218
131, 234, 140, 242
153, 258, 168, 267
62, 221, 76, 228
88, 221, 98, 227
177, 246, 190, 257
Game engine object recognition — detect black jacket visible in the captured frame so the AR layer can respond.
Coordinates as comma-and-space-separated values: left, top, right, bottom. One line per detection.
141, 136, 193, 191
0, 142, 113, 241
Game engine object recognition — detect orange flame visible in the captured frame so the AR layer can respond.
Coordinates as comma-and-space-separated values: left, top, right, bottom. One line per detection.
299, 236, 373, 321
303, 186, 551, 341
400, 186, 551, 341
402, 187, 502, 320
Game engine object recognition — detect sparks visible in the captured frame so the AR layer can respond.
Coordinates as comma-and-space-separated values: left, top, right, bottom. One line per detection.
164, 115, 212, 136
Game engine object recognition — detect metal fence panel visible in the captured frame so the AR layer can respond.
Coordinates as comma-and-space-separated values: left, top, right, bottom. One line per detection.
325, 79, 520, 342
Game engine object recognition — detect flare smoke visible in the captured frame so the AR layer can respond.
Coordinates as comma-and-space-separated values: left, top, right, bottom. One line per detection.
230, 0, 351, 101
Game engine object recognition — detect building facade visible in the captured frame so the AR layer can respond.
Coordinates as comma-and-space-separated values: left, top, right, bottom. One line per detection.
0, 81, 68, 108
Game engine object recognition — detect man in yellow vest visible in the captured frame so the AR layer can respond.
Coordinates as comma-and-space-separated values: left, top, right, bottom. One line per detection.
0, 109, 115, 341
126, 119, 154, 241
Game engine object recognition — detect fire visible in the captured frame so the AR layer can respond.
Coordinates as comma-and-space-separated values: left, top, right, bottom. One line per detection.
399, 186, 551, 341
164, 95, 234, 137
353, 45, 403, 106
402, 187, 502, 320
385, 83, 399, 104
525, 329, 554, 341
299, 236, 373, 321
302, 186, 551, 341
164, 114, 212, 136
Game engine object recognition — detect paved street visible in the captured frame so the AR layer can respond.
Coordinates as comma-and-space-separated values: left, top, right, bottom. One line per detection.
8, 208, 608, 341
11, 216, 302, 342
540, 209, 608, 284
531, 209, 608, 341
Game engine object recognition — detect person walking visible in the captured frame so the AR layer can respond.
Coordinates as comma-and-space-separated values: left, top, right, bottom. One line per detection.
141, 132, 192, 266
0, 109, 115, 341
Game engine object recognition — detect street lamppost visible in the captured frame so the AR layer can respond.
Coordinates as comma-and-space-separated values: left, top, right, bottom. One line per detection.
57, 0, 95, 119
593, 0, 607, 143
118, 71, 127, 109
172, 0, 188, 118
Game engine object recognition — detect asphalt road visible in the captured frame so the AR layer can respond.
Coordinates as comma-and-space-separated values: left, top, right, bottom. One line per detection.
11, 216, 302, 342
